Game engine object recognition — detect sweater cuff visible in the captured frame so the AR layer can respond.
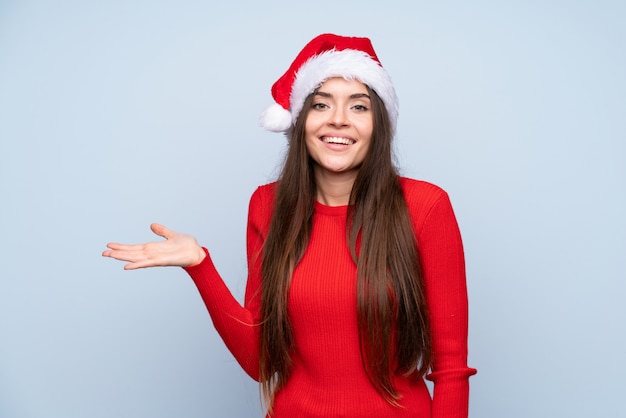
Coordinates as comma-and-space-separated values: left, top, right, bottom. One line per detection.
426, 367, 477, 383
183, 247, 214, 279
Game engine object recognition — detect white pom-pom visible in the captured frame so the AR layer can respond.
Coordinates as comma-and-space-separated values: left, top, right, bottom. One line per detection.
259, 103, 292, 132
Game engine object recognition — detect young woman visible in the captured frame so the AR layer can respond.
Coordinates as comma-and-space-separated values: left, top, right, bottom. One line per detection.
103, 33, 476, 418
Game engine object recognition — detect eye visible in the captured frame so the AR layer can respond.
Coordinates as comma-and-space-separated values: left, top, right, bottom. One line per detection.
352, 104, 369, 112
311, 102, 328, 110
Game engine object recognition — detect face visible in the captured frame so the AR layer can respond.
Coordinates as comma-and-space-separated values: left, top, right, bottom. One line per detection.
304, 77, 373, 180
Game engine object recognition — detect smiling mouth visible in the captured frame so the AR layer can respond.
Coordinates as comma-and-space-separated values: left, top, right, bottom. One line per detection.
321, 136, 355, 145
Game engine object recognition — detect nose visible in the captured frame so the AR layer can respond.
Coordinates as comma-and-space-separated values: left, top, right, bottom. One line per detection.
328, 106, 349, 127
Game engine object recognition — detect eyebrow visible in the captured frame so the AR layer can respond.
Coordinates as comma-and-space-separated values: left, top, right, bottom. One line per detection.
314, 91, 371, 100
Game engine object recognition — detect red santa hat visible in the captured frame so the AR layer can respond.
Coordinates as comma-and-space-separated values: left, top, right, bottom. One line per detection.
260, 33, 399, 134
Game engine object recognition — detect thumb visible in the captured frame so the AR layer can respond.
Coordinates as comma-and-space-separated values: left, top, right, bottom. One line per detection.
150, 223, 174, 239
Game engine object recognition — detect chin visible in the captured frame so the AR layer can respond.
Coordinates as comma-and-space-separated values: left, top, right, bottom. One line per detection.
324, 165, 356, 174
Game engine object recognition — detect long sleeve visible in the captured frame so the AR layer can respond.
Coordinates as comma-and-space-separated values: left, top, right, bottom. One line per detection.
407, 185, 476, 418
399, 178, 476, 418
183, 185, 274, 380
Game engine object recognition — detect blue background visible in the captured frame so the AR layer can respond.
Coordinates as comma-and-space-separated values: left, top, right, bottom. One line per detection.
1, 0, 624, 416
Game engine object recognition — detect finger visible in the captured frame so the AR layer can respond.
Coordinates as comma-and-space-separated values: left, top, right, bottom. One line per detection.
104, 249, 151, 263
123, 259, 166, 270
106, 242, 146, 251
102, 248, 133, 258
150, 223, 174, 239
123, 262, 148, 270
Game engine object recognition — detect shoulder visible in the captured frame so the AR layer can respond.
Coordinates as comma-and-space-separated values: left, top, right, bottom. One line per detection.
251, 181, 277, 205
398, 177, 456, 234
398, 177, 449, 209
248, 181, 277, 228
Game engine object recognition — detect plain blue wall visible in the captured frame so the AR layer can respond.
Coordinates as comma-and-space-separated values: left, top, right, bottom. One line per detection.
1, 1, 624, 417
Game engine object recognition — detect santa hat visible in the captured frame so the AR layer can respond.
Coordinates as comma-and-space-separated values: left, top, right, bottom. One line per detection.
260, 33, 398, 134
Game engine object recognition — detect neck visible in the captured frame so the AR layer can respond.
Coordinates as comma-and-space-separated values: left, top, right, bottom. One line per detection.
313, 168, 357, 206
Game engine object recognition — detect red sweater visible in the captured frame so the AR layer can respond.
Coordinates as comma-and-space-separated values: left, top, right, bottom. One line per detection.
185, 177, 476, 417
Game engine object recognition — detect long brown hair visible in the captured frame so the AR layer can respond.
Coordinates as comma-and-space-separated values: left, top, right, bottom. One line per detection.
259, 83, 431, 408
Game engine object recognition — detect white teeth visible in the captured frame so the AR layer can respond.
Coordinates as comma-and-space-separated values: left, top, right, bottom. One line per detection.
322, 136, 354, 145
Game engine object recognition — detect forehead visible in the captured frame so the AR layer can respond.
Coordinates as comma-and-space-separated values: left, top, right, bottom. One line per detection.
316, 77, 369, 94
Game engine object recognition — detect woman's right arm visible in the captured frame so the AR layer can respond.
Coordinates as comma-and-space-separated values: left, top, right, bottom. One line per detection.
102, 186, 272, 381
182, 186, 271, 381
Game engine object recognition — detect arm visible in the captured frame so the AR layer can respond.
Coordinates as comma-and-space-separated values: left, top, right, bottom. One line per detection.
102, 186, 272, 380
183, 186, 271, 380
417, 192, 477, 418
